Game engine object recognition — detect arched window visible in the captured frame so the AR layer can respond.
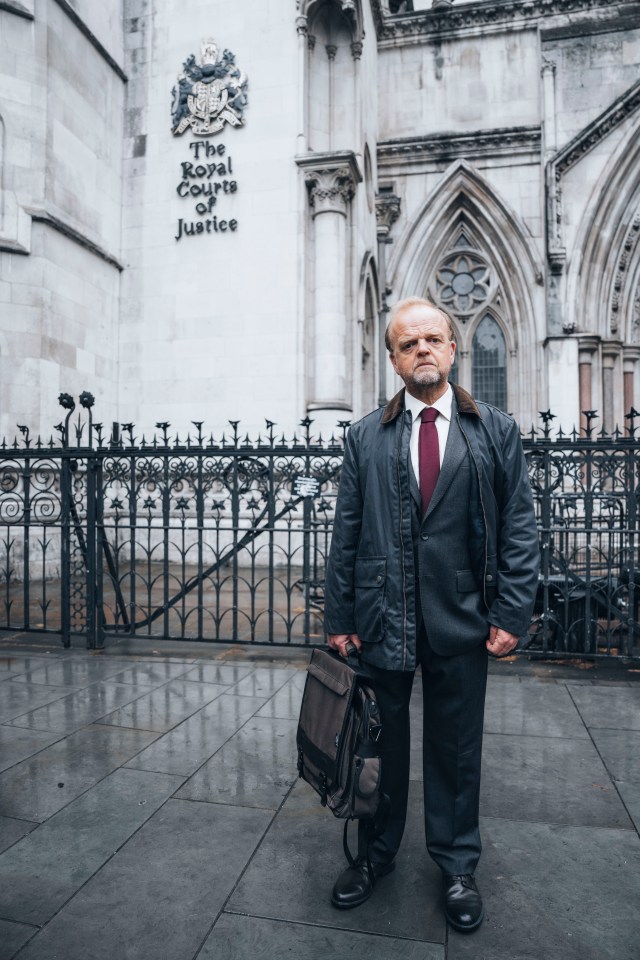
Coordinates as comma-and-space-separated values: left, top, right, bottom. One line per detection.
472, 314, 507, 410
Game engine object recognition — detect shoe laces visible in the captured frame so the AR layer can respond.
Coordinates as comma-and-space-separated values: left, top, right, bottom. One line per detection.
447, 874, 475, 889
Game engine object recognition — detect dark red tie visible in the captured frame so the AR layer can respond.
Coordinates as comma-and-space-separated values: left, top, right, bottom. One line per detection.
419, 408, 440, 515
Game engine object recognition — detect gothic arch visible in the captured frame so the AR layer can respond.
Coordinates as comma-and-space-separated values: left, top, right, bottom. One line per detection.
301, 0, 364, 153
355, 251, 380, 415
297, 0, 364, 47
566, 119, 640, 342
388, 160, 544, 421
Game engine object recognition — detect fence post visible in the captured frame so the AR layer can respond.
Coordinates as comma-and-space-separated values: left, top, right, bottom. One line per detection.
85, 453, 99, 650
59, 454, 72, 648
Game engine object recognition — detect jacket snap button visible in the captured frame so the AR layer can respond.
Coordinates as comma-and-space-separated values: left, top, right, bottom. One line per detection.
486, 574, 493, 582
376, 575, 382, 583
421, 533, 429, 541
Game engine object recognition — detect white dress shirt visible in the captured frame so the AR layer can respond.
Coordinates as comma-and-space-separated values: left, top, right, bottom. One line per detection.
404, 383, 453, 482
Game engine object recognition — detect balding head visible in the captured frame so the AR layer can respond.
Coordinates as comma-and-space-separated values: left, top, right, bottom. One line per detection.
385, 298, 455, 354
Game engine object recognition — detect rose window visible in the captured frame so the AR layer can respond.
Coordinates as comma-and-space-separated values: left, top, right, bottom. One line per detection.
435, 253, 491, 314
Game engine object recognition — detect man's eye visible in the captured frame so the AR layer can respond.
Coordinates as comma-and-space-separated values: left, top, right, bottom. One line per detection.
401, 342, 414, 351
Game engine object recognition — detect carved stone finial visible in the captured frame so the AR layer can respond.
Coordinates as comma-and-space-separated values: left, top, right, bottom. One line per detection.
326, 44, 337, 61
351, 40, 363, 60
296, 15, 308, 36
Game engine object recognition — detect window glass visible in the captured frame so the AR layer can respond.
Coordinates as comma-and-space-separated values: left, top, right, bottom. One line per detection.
472, 314, 507, 410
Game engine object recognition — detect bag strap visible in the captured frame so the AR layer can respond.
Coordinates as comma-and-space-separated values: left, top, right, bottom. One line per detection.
342, 794, 392, 875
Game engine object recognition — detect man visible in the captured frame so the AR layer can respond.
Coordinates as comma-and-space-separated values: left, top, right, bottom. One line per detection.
323, 297, 539, 932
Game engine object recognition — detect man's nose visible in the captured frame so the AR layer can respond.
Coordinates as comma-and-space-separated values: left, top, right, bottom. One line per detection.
416, 338, 430, 354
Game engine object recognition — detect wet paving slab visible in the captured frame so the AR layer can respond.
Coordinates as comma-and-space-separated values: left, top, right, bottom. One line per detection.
175, 715, 299, 809
0, 682, 76, 725
447, 817, 640, 960
0, 919, 38, 960
124, 692, 267, 778
565, 684, 640, 730
12, 799, 273, 960
0, 640, 638, 960
199, 913, 445, 960
480, 731, 633, 829
0, 726, 65, 774
96, 678, 229, 733
0, 816, 38, 856
5, 681, 163, 734
0, 767, 185, 926
0, 723, 160, 821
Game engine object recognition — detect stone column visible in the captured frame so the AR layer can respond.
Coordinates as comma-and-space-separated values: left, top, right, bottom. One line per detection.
578, 336, 599, 435
296, 152, 362, 425
375, 190, 401, 406
541, 58, 557, 161
295, 15, 308, 152
601, 344, 619, 435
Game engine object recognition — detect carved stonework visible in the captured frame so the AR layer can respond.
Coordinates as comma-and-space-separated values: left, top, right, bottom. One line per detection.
305, 168, 356, 215
435, 251, 490, 317
557, 81, 640, 181
378, 126, 541, 168
171, 39, 248, 137
375, 0, 619, 44
375, 193, 401, 238
296, 151, 362, 215
547, 78, 640, 273
611, 213, 640, 334
541, 57, 556, 79
634, 285, 640, 341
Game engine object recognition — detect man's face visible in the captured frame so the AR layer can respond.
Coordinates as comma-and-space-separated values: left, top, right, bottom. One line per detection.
388, 305, 456, 395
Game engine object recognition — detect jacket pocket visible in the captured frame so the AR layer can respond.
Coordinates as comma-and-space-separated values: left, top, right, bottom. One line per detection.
354, 557, 386, 643
456, 570, 480, 593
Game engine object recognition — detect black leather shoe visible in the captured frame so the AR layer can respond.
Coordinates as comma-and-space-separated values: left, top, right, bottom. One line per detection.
443, 874, 484, 932
331, 857, 395, 909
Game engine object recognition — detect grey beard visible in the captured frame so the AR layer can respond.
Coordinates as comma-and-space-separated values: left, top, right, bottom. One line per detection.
407, 367, 445, 391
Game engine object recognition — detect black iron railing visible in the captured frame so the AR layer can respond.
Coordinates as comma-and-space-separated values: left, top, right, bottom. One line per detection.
0, 393, 638, 660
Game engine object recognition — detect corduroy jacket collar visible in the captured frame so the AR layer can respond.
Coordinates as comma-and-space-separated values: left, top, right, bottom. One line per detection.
380, 382, 482, 424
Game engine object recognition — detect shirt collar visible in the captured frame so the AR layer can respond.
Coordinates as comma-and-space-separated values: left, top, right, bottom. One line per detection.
404, 383, 453, 423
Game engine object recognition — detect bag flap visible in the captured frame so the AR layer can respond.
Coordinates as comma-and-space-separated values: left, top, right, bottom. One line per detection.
306, 649, 355, 696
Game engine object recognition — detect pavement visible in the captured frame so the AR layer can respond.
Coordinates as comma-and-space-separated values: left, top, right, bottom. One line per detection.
0, 632, 638, 960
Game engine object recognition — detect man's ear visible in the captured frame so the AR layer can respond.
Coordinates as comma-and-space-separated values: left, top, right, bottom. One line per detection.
389, 351, 398, 375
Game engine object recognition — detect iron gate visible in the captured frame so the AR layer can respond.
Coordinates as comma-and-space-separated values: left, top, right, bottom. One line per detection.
0, 393, 639, 660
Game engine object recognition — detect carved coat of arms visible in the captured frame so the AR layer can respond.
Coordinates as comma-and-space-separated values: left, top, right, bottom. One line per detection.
171, 39, 248, 137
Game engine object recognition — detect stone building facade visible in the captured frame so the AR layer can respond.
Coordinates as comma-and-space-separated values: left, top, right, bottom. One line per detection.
1, 0, 639, 437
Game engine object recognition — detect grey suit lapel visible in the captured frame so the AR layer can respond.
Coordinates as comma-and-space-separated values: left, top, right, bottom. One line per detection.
423, 398, 468, 519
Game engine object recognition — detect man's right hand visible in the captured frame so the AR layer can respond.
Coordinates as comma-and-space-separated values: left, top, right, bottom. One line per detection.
327, 633, 362, 657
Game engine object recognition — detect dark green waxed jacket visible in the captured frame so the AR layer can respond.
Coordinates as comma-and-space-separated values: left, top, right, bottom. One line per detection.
323, 384, 540, 673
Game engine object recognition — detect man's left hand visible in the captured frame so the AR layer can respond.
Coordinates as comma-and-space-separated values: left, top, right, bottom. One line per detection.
486, 625, 519, 657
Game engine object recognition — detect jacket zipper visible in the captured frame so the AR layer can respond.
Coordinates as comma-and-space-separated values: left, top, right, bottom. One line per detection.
457, 413, 489, 604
